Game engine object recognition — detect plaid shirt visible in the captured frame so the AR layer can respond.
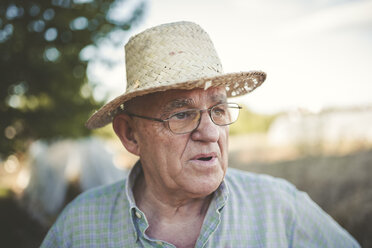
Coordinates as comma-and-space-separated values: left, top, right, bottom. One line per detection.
41, 161, 360, 248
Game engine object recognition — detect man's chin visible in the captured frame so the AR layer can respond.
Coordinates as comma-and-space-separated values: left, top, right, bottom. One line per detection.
186, 175, 224, 198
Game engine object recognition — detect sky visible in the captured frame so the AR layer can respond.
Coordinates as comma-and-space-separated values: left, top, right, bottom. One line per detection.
89, 0, 372, 114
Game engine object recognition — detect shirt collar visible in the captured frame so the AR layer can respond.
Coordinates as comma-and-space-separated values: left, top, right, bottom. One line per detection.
125, 160, 142, 209
210, 176, 229, 213
125, 160, 143, 241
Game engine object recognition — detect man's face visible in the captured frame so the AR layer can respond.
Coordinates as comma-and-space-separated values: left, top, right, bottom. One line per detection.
130, 87, 229, 198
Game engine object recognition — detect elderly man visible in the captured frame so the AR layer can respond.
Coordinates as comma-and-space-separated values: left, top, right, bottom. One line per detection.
41, 22, 359, 247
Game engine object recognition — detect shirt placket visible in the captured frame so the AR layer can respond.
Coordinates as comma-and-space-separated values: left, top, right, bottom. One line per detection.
133, 207, 176, 248
195, 182, 228, 247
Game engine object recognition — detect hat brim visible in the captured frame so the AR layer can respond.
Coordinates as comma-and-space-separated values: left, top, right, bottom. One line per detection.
85, 71, 266, 129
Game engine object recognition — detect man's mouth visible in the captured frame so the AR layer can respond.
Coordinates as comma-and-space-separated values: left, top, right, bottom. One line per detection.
192, 153, 216, 162
197, 156, 213, 161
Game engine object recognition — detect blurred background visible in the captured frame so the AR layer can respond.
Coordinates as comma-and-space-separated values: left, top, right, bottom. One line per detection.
1, 0, 371, 247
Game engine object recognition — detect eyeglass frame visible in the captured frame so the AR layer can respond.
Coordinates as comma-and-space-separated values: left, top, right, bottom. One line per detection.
121, 102, 242, 134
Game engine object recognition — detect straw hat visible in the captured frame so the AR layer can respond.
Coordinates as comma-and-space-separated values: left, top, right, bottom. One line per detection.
86, 21, 266, 129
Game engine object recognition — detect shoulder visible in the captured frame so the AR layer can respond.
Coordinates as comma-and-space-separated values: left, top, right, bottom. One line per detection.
224, 168, 299, 219
58, 179, 126, 224
40, 179, 128, 247
226, 167, 292, 186
68, 178, 126, 207
224, 168, 360, 247
225, 167, 297, 200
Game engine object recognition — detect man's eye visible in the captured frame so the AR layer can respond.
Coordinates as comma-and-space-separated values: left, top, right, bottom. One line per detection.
172, 111, 190, 120
171, 110, 196, 120
174, 112, 187, 119
213, 107, 226, 116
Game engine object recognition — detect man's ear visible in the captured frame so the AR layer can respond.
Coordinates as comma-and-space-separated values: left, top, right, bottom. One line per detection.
113, 114, 140, 156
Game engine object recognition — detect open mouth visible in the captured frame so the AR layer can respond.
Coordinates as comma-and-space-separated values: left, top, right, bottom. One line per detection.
197, 156, 213, 161
192, 153, 216, 163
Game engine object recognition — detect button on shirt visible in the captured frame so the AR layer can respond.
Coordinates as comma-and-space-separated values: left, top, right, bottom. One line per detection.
41, 161, 360, 247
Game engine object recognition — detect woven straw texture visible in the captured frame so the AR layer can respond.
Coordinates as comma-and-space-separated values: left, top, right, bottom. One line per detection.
86, 21, 266, 129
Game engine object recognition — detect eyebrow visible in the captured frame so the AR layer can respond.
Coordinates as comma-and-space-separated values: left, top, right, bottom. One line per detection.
162, 93, 227, 114
211, 93, 227, 104
163, 98, 194, 114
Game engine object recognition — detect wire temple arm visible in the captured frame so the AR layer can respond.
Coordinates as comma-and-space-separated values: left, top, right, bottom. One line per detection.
124, 112, 165, 123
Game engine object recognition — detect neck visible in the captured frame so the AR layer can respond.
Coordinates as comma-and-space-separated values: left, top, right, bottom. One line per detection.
133, 172, 213, 220
132, 170, 215, 248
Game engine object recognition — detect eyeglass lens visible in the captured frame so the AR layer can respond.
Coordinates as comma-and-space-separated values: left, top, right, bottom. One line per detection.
168, 103, 240, 134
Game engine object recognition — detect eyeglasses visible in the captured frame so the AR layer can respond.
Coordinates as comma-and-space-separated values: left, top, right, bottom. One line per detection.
124, 103, 242, 134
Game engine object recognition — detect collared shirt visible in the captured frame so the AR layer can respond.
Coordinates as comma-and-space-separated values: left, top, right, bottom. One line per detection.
41, 161, 360, 248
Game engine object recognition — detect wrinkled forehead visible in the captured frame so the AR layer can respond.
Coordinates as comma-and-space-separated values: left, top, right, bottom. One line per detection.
160, 87, 226, 106
163, 87, 226, 112
129, 87, 227, 113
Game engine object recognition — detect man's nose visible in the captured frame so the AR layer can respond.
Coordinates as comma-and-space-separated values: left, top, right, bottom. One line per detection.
190, 111, 220, 142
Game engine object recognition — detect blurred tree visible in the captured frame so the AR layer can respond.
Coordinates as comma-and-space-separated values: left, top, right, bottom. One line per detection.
229, 106, 277, 135
0, 0, 146, 159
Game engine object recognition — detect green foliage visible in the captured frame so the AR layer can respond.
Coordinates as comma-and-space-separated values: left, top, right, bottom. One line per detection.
229, 105, 277, 135
0, 0, 145, 158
